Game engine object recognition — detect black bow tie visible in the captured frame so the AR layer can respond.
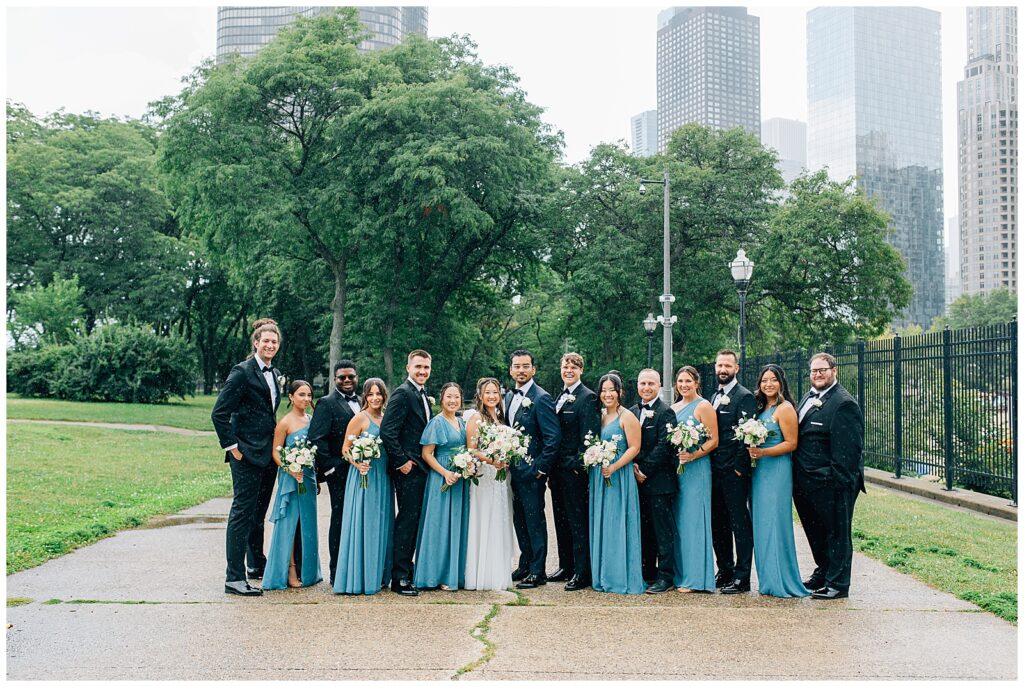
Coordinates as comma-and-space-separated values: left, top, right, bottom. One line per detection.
640, 403, 651, 411
343, 394, 358, 403
261, 366, 272, 375
561, 388, 571, 396
513, 389, 524, 396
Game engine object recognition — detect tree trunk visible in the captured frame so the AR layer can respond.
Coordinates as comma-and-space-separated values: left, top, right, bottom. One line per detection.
328, 256, 348, 373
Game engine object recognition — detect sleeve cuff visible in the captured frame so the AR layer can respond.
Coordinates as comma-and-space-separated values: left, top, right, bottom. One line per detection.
224, 443, 238, 452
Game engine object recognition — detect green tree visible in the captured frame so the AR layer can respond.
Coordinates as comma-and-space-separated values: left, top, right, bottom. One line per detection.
931, 288, 1017, 331
7, 274, 85, 349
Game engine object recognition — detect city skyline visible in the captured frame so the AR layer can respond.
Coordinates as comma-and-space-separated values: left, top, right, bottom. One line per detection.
6, 4, 970, 240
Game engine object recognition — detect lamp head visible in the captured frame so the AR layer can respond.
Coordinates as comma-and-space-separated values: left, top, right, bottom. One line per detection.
643, 312, 658, 334
730, 248, 754, 284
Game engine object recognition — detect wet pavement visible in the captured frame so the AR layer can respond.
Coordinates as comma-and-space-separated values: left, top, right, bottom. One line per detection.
6, 487, 1018, 680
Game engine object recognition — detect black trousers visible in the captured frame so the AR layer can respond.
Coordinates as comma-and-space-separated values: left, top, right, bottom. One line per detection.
793, 480, 859, 592
225, 457, 276, 583
710, 468, 753, 584
639, 490, 678, 583
512, 474, 548, 576
391, 467, 428, 582
552, 465, 590, 577
322, 466, 348, 584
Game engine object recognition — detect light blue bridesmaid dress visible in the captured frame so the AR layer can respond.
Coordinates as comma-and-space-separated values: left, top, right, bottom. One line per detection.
413, 415, 470, 590
334, 419, 395, 595
588, 413, 645, 594
751, 404, 809, 598
263, 423, 322, 590
672, 399, 716, 591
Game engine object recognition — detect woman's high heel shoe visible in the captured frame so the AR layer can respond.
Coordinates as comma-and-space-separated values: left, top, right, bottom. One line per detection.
288, 564, 302, 588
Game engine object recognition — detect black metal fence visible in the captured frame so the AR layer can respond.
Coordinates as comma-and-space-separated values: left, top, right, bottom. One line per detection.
695, 322, 1018, 503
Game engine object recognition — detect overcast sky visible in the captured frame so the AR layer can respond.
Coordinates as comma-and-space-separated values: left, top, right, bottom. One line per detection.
6, 2, 968, 234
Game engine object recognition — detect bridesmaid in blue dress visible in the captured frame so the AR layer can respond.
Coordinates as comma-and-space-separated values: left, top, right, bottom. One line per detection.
413, 382, 470, 591
670, 366, 719, 593
588, 373, 645, 595
334, 378, 395, 595
263, 380, 322, 590
748, 364, 809, 598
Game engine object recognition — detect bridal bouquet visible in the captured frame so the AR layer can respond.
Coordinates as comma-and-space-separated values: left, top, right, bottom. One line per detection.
347, 432, 383, 489
278, 438, 317, 494
582, 431, 618, 487
733, 416, 777, 468
478, 423, 531, 481
443, 447, 480, 492
666, 419, 709, 474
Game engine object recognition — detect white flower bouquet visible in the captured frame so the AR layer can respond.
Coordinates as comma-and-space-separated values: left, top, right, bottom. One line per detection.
733, 416, 778, 468
666, 419, 709, 474
278, 438, 317, 494
443, 447, 480, 492
347, 432, 383, 489
582, 431, 618, 487
478, 422, 531, 481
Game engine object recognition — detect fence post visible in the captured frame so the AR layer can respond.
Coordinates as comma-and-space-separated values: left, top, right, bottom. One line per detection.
893, 333, 903, 479
794, 349, 804, 399
942, 326, 955, 491
1011, 318, 1018, 506
856, 340, 866, 412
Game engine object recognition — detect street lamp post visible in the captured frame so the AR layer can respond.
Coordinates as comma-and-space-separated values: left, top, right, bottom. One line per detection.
643, 312, 658, 369
729, 248, 755, 385
640, 170, 676, 404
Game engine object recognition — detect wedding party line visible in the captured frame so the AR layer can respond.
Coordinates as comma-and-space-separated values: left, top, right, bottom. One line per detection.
211, 318, 865, 600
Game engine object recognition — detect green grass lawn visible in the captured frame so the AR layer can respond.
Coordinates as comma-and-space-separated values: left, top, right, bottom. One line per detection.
850, 487, 1018, 623
6, 394, 218, 431
6, 423, 231, 575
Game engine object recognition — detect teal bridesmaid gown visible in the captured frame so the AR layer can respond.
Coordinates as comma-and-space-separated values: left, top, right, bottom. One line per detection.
588, 413, 645, 594
263, 424, 322, 590
413, 416, 470, 590
672, 399, 716, 591
334, 419, 395, 595
751, 405, 809, 597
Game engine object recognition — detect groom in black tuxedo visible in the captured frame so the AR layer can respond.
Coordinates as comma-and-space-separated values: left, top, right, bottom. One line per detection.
379, 349, 433, 597
506, 349, 561, 589
550, 352, 601, 591
211, 320, 283, 596
631, 369, 678, 594
308, 359, 360, 586
709, 349, 757, 594
793, 352, 865, 600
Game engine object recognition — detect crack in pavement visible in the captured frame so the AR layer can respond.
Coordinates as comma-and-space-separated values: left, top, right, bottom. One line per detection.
452, 603, 500, 680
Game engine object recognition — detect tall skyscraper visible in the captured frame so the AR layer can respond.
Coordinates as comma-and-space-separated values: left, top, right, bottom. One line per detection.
656, 6, 760, 152
957, 6, 1017, 296
761, 117, 806, 185
216, 6, 428, 62
631, 110, 658, 157
807, 7, 945, 328
946, 215, 963, 307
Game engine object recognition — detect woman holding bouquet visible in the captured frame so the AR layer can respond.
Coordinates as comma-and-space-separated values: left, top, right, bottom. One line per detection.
414, 382, 471, 591
748, 365, 808, 598
334, 378, 395, 595
263, 380, 322, 590
589, 373, 645, 594
671, 366, 718, 593
464, 378, 515, 591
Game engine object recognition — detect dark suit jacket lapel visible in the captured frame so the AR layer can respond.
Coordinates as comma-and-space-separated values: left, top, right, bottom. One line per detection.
409, 381, 427, 422
248, 358, 274, 410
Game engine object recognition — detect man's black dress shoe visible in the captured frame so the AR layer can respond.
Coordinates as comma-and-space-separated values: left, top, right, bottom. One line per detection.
811, 586, 848, 600
564, 575, 590, 591
511, 567, 529, 582
225, 580, 262, 596
803, 576, 824, 590
247, 567, 264, 580
714, 572, 731, 588
515, 574, 547, 589
391, 579, 419, 596
547, 567, 571, 582
720, 580, 751, 594
645, 579, 673, 594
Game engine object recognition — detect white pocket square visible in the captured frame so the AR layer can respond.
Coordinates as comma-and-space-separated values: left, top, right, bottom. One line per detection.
810, 421, 823, 426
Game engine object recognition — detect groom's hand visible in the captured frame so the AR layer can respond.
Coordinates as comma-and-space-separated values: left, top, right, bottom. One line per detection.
398, 460, 415, 475
230, 448, 243, 461
633, 464, 647, 484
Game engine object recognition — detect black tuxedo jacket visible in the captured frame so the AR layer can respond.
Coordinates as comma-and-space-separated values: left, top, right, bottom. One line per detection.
504, 382, 561, 477
380, 379, 431, 475
308, 388, 359, 483
554, 383, 601, 470
630, 397, 677, 495
709, 382, 757, 477
793, 383, 866, 493
211, 357, 281, 468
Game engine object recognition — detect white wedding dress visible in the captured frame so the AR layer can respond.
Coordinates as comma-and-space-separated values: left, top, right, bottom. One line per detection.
465, 449, 515, 591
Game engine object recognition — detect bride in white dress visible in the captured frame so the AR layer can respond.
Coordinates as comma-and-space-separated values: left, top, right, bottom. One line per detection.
463, 377, 515, 590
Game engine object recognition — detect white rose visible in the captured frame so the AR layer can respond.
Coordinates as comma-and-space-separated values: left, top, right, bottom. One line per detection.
719, 396, 731, 406
522, 397, 533, 408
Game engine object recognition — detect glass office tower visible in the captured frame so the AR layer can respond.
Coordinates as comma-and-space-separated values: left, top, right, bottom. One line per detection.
807, 7, 945, 328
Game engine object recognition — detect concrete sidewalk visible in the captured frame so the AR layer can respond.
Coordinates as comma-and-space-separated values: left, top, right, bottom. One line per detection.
6, 488, 1017, 680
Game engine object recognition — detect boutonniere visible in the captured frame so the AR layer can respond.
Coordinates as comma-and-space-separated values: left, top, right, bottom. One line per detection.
642, 409, 655, 419
427, 396, 436, 406
565, 394, 576, 403
719, 395, 731, 407
521, 397, 533, 408
810, 398, 823, 409
276, 375, 286, 393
